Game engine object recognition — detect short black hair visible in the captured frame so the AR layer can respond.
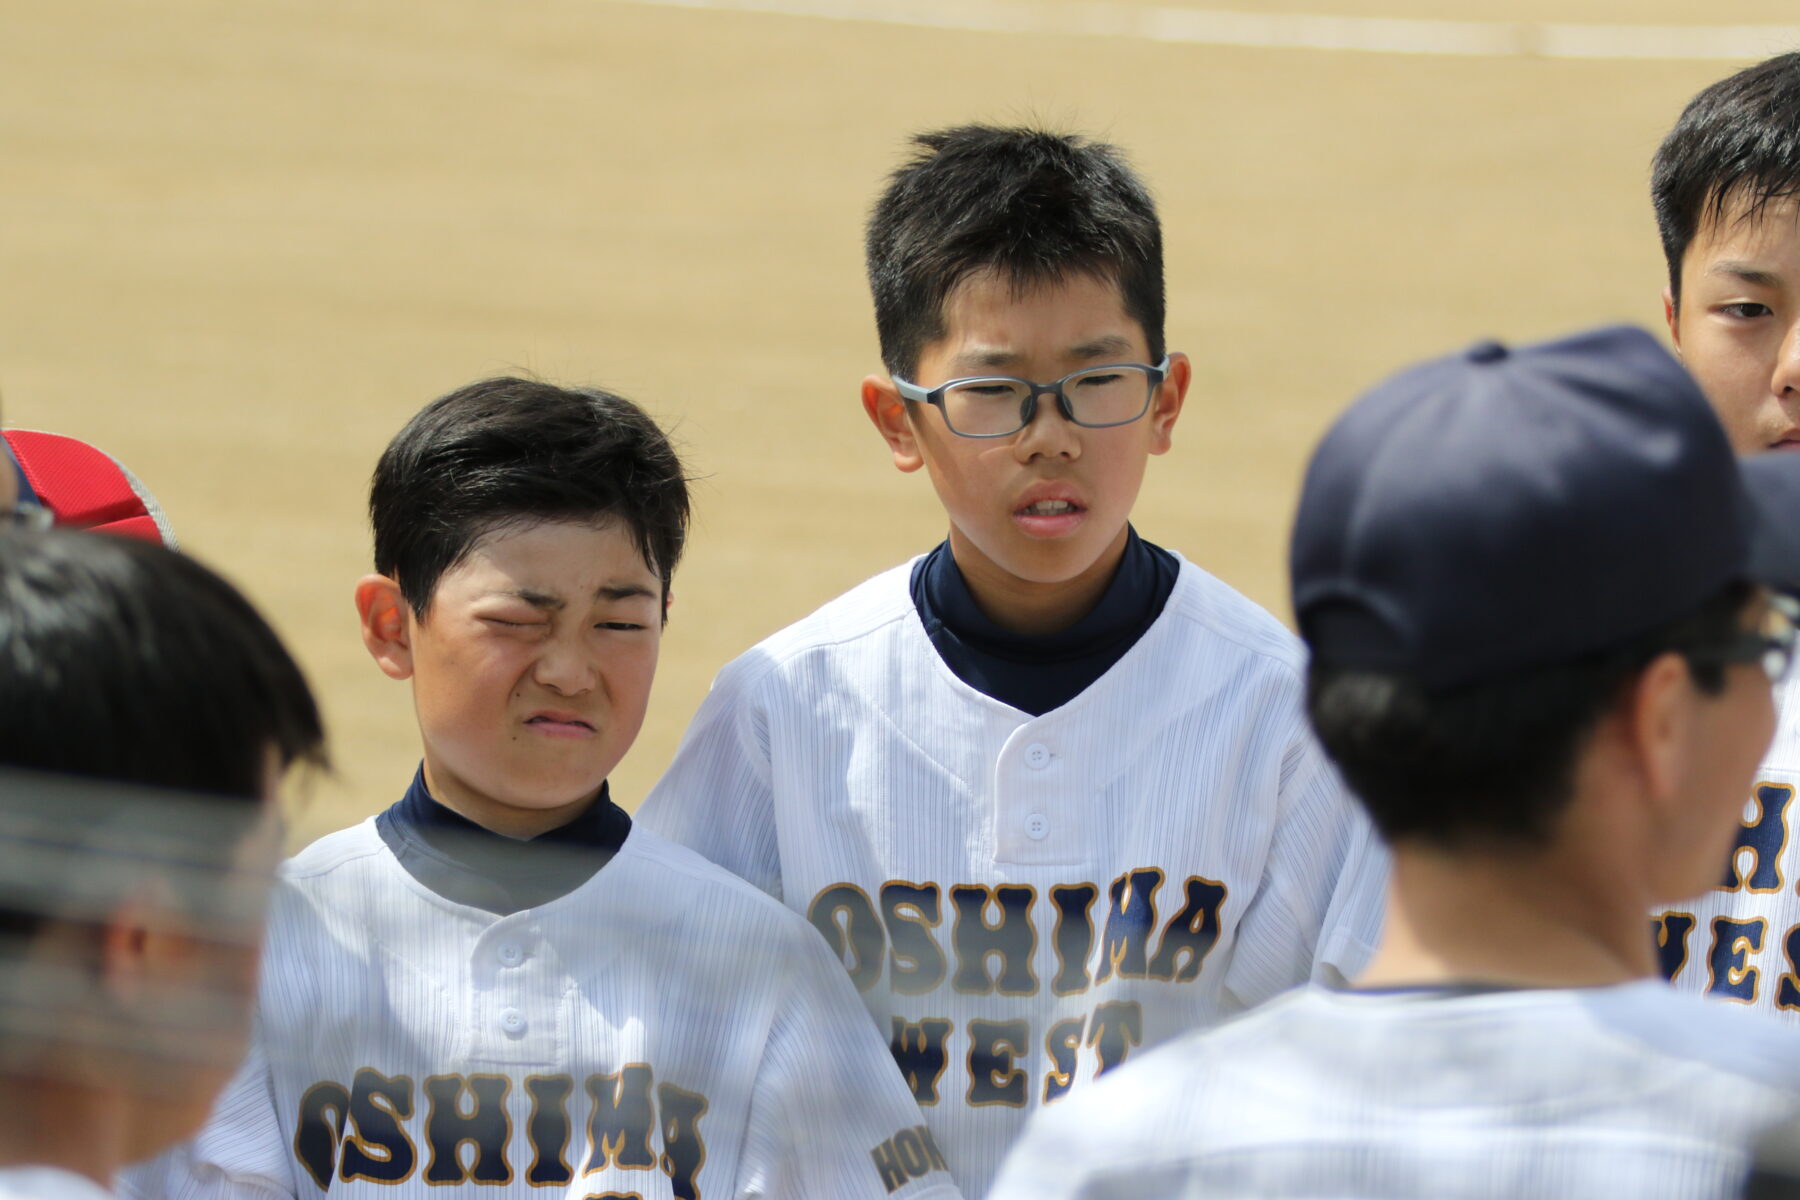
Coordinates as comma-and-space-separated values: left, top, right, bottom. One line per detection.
0, 529, 325, 798
0, 530, 325, 944
865, 124, 1165, 380
370, 377, 691, 618
1653, 53, 1800, 306
1307, 583, 1752, 849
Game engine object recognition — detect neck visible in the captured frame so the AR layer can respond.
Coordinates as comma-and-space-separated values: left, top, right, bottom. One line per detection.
418, 758, 599, 840
1358, 839, 1657, 990
947, 524, 1130, 636
0, 1072, 127, 1188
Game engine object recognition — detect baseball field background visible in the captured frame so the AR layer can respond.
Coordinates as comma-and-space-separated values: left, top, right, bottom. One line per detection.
4, 0, 1794, 845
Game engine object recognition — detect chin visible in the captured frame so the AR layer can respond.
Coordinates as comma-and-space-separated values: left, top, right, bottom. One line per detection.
499, 765, 616, 810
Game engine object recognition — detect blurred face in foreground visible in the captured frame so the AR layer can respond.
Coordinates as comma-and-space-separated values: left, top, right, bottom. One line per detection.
1640, 595, 1781, 902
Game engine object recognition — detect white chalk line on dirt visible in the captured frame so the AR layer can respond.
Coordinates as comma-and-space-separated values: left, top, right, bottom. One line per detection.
608, 0, 1800, 60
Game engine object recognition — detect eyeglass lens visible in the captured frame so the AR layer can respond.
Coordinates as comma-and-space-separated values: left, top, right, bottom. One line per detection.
941, 366, 1155, 436
1765, 597, 1800, 682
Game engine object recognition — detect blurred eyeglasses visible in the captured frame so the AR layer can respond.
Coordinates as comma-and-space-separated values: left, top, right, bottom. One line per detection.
1684, 592, 1800, 683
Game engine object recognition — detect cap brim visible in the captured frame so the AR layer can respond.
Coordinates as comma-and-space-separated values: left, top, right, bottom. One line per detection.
1742, 453, 1800, 593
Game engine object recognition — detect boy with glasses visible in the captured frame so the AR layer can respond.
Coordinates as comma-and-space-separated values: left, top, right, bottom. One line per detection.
988, 326, 1800, 1200
640, 125, 1383, 1198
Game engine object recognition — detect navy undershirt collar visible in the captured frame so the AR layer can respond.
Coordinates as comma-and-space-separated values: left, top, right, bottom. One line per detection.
909, 525, 1179, 716
375, 765, 631, 915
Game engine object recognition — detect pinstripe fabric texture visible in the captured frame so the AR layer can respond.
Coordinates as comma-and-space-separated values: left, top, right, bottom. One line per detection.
1660, 674, 1800, 1017
120, 822, 959, 1200
987, 981, 1800, 1200
638, 556, 1388, 1198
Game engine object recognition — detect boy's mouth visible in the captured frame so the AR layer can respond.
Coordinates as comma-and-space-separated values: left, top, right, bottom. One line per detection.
525, 713, 595, 738
1013, 491, 1087, 537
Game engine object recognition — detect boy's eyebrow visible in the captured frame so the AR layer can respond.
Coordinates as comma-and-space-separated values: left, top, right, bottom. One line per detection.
1069, 334, 1138, 360
1709, 260, 1784, 288
950, 348, 1025, 373
496, 583, 658, 607
499, 588, 565, 610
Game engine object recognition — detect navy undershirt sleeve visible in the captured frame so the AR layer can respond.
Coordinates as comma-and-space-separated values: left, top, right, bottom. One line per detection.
909, 525, 1179, 716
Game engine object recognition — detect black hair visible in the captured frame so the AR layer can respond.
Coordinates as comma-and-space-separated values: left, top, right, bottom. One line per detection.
0, 530, 324, 795
1653, 53, 1800, 307
1307, 583, 1753, 850
0, 530, 326, 940
370, 377, 691, 618
865, 124, 1165, 380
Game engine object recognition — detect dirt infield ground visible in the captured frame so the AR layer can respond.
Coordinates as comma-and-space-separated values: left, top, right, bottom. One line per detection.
0, 0, 1784, 845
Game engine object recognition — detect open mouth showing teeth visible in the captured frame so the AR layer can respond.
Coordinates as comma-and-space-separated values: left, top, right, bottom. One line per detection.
1020, 500, 1078, 516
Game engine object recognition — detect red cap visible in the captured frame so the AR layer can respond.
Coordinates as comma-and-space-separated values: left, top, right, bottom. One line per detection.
3, 429, 177, 548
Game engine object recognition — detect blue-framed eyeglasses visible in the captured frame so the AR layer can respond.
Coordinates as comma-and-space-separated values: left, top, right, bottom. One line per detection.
893, 357, 1172, 438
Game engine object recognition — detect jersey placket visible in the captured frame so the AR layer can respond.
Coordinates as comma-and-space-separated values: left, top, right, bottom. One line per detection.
992, 716, 1092, 866
467, 915, 560, 1065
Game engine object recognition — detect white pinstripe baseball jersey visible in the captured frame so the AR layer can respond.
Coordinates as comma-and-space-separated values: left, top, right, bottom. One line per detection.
1658, 673, 1800, 1016
986, 980, 1800, 1200
120, 820, 959, 1200
638, 555, 1387, 1198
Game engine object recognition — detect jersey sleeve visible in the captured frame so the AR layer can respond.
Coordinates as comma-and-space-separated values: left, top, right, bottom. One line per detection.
982, 1076, 1129, 1200
117, 1035, 296, 1200
1220, 720, 1386, 1008
733, 926, 963, 1200
637, 651, 785, 899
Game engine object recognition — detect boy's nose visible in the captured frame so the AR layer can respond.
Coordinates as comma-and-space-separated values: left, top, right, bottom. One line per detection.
1012, 389, 1081, 459
1775, 320, 1800, 399
533, 640, 598, 695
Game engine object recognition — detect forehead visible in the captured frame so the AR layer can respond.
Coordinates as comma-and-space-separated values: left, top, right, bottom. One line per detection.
441, 517, 658, 596
1685, 192, 1800, 271
932, 269, 1146, 357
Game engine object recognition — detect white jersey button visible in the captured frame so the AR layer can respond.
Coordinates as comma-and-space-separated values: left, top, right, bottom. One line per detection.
1024, 743, 1052, 769
500, 1008, 526, 1036
497, 943, 524, 968
1025, 813, 1050, 840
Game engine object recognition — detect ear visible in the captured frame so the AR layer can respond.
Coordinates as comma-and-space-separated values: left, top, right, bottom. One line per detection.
96, 883, 172, 1009
355, 574, 415, 681
862, 375, 924, 473
1621, 650, 1696, 816
1148, 353, 1192, 456
1664, 286, 1682, 356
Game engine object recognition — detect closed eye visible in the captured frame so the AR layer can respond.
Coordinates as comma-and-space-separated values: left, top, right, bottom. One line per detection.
597, 621, 646, 631
483, 617, 543, 629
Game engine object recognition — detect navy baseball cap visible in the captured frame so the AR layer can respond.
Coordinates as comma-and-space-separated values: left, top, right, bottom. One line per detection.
1292, 325, 1800, 690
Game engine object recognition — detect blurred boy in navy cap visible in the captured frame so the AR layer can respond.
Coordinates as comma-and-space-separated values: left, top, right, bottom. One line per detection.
990, 326, 1800, 1200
